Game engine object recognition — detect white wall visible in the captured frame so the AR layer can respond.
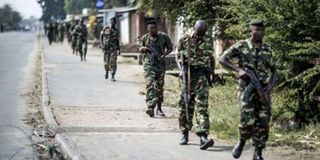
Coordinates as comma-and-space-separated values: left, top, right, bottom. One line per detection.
120, 12, 129, 45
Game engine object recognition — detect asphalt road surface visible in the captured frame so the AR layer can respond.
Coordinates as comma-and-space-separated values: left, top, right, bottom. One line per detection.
0, 32, 37, 159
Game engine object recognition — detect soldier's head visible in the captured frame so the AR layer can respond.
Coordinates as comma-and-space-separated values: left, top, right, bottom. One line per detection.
110, 17, 116, 27
193, 20, 207, 41
250, 19, 265, 43
146, 20, 158, 37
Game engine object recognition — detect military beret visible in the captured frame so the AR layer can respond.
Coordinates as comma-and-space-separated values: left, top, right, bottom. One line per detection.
110, 17, 116, 21
250, 19, 265, 27
146, 19, 157, 26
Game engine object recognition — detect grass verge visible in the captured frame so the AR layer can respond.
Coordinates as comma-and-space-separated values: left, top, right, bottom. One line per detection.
164, 75, 320, 151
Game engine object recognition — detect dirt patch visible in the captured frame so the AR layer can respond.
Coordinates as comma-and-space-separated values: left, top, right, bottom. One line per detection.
22, 37, 63, 160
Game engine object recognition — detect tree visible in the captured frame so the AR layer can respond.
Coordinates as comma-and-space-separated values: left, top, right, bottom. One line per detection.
38, 0, 66, 22
138, 0, 320, 125
64, 0, 129, 15
138, 0, 227, 28
64, 0, 96, 14
0, 4, 22, 30
221, 0, 320, 125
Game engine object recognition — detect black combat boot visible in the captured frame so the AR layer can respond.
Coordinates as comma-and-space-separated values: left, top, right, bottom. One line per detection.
232, 139, 246, 159
179, 131, 189, 145
199, 133, 214, 150
253, 147, 264, 160
156, 103, 165, 117
105, 72, 109, 79
146, 108, 154, 117
111, 73, 116, 82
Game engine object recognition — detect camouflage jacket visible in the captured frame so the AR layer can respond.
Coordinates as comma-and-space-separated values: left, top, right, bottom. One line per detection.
73, 24, 88, 40
101, 26, 120, 52
140, 32, 173, 72
221, 39, 275, 85
177, 32, 214, 69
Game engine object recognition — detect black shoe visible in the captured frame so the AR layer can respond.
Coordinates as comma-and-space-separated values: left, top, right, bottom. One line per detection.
199, 133, 214, 150
232, 139, 246, 159
253, 147, 264, 160
179, 132, 189, 145
146, 108, 154, 117
111, 73, 116, 82
105, 72, 108, 79
156, 103, 165, 117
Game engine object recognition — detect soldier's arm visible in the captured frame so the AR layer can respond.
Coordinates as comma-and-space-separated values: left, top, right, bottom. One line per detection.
139, 36, 148, 53
209, 55, 215, 77
265, 52, 277, 94
99, 31, 104, 49
175, 37, 184, 71
163, 34, 173, 57
116, 30, 120, 52
218, 45, 240, 73
218, 44, 249, 79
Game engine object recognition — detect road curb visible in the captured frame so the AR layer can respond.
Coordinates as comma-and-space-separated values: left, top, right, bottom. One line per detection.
39, 36, 83, 160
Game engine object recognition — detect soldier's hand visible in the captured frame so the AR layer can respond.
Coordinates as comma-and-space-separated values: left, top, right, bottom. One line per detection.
140, 46, 150, 53
238, 69, 250, 80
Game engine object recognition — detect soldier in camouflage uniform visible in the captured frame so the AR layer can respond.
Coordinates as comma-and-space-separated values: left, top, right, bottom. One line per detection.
73, 19, 88, 61
139, 20, 173, 117
176, 20, 215, 150
219, 20, 276, 160
100, 17, 120, 81
70, 19, 79, 54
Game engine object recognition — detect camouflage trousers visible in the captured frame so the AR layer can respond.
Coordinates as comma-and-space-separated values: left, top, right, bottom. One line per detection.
144, 69, 165, 109
104, 50, 118, 74
76, 40, 87, 59
179, 75, 210, 134
238, 90, 271, 148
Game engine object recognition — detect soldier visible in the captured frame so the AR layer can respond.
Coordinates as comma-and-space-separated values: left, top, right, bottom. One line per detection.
47, 23, 54, 45
139, 20, 173, 117
219, 20, 276, 160
100, 17, 120, 81
58, 22, 65, 43
176, 20, 215, 150
70, 19, 79, 54
73, 19, 88, 61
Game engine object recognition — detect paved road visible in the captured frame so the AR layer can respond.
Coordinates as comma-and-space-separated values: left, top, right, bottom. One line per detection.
43, 42, 275, 160
0, 32, 37, 159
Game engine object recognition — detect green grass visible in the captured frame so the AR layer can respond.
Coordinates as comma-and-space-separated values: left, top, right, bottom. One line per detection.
164, 75, 320, 149
208, 82, 239, 141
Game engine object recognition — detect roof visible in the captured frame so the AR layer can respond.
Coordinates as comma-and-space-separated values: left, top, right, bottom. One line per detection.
99, 7, 137, 13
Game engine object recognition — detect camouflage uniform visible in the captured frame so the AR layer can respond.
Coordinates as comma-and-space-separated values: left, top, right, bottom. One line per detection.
220, 39, 275, 148
73, 24, 88, 60
140, 32, 173, 109
101, 27, 120, 74
70, 22, 78, 53
177, 32, 214, 135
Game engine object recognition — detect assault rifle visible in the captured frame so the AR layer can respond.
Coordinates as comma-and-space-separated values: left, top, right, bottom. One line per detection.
244, 68, 271, 110
147, 44, 163, 64
181, 54, 191, 121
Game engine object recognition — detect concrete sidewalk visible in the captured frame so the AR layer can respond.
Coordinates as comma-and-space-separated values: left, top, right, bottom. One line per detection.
43, 42, 265, 160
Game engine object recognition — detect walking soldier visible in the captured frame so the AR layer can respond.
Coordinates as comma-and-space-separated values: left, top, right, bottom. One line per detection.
100, 17, 120, 81
139, 20, 173, 117
176, 20, 215, 150
219, 20, 276, 160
